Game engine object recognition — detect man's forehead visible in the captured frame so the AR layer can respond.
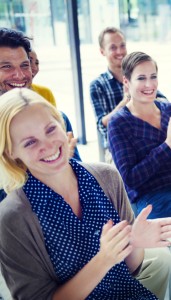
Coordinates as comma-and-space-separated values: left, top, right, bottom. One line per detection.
0, 46, 29, 61
105, 32, 125, 42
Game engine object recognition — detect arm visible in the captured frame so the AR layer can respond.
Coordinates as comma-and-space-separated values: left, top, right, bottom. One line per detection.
0, 197, 132, 300
108, 115, 171, 189
90, 81, 129, 130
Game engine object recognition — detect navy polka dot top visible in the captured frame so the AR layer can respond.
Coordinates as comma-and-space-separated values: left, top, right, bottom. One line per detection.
23, 159, 158, 299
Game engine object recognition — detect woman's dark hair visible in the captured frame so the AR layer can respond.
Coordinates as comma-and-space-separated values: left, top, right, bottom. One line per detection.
0, 27, 32, 56
121, 51, 158, 80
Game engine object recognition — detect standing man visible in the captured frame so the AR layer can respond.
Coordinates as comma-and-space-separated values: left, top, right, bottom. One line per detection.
90, 27, 167, 163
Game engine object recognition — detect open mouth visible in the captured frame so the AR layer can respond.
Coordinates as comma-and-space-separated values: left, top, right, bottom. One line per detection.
8, 82, 27, 88
40, 148, 61, 163
142, 90, 154, 95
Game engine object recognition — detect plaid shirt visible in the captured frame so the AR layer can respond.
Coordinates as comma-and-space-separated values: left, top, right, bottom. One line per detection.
90, 69, 167, 149
90, 70, 123, 148
108, 101, 171, 203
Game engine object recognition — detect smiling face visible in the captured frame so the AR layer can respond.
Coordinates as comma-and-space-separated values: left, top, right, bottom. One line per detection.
100, 32, 127, 70
9, 104, 69, 181
0, 46, 32, 94
123, 60, 158, 103
29, 50, 39, 78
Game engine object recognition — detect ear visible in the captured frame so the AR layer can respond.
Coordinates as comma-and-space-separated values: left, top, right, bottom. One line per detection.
4, 148, 16, 160
123, 75, 129, 89
100, 47, 105, 56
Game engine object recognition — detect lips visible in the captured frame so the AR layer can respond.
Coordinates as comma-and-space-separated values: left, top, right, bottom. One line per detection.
41, 148, 61, 162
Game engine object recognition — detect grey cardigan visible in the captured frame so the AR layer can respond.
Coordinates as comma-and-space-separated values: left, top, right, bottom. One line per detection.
0, 162, 134, 300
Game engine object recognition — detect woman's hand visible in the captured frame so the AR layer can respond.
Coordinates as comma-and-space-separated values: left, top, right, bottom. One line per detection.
131, 205, 171, 248
67, 131, 77, 158
98, 220, 133, 269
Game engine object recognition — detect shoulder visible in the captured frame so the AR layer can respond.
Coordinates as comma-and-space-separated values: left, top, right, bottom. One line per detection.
31, 83, 51, 93
90, 72, 109, 87
31, 84, 56, 106
0, 189, 32, 230
155, 100, 171, 111
79, 161, 121, 185
109, 107, 129, 126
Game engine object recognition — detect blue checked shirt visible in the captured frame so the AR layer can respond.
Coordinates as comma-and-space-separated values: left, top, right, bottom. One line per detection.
90, 69, 167, 149
90, 70, 123, 148
108, 101, 171, 203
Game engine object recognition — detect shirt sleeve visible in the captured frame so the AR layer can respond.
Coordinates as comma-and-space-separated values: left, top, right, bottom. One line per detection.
108, 114, 171, 189
90, 80, 107, 136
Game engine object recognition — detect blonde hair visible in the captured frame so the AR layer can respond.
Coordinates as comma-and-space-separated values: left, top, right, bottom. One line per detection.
0, 88, 65, 193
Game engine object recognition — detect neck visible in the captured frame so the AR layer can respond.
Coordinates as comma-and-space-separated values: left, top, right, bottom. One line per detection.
127, 100, 158, 116
109, 65, 123, 83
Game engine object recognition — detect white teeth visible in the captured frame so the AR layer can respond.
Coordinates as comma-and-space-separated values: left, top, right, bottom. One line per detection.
43, 150, 60, 162
10, 83, 25, 87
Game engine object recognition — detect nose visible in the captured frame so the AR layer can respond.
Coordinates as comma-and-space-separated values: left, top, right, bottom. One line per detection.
39, 140, 53, 153
12, 68, 25, 79
145, 79, 151, 87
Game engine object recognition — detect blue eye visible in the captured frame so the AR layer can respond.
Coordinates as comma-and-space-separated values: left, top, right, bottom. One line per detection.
46, 126, 56, 134
24, 140, 36, 148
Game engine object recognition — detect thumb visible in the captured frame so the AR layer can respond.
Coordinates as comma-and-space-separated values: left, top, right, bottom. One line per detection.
136, 204, 152, 222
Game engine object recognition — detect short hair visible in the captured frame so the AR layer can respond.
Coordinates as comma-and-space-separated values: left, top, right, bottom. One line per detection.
98, 26, 125, 48
0, 27, 32, 56
0, 88, 65, 193
121, 51, 158, 80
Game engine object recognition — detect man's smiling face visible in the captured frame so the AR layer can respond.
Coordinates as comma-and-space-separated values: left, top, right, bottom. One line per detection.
0, 46, 32, 95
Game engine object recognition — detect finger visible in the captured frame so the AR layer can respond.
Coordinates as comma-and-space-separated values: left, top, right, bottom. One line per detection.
155, 240, 171, 248
112, 229, 131, 253
101, 219, 113, 236
106, 221, 130, 242
136, 204, 152, 222
159, 218, 171, 227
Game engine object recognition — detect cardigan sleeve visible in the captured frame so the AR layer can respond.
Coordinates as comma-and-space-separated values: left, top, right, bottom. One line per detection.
0, 192, 59, 300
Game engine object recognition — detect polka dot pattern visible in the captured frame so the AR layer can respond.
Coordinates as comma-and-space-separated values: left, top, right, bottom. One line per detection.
23, 159, 158, 299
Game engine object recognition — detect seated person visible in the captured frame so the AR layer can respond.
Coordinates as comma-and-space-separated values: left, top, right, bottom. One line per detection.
1, 88, 171, 299
108, 51, 171, 219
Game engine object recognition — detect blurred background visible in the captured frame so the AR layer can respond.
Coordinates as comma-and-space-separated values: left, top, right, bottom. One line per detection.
0, 0, 171, 161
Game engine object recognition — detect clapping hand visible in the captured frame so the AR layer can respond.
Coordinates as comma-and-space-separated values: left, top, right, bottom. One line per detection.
99, 220, 133, 269
67, 131, 78, 159
130, 205, 171, 248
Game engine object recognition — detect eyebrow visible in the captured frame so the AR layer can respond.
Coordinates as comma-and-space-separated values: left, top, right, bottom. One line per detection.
0, 59, 30, 65
19, 122, 54, 144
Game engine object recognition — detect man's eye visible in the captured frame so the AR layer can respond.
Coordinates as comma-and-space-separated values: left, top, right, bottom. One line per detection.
110, 46, 117, 51
1, 65, 11, 69
151, 75, 157, 79
24, 140, 36, 148
21, 63, 30, 68
47, 126, 56, 134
